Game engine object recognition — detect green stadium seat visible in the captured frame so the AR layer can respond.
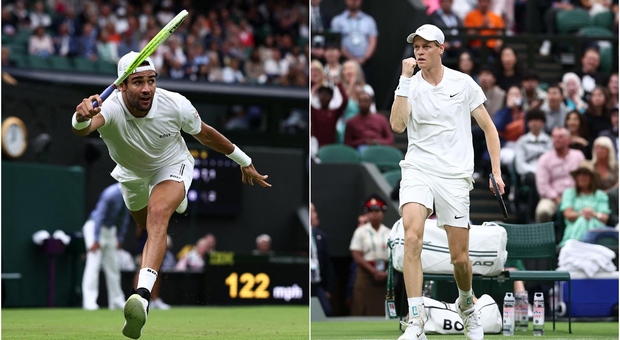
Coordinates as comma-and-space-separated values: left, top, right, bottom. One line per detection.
26, 55, 51, 70
360, 145, 404, 172
317, 144, 360, 163
96, 59, 117, 75
592, 11, 615, 30
599, 46, 613, 73
556, 9, 591, 34
382, 169, 401, 188
73, 57, 97, 73
577, 26, 615, 37
48, 56, 73, 71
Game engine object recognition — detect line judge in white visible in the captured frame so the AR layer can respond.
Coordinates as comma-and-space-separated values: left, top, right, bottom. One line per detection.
71, 51, 271, 339
390, 24, 505, 340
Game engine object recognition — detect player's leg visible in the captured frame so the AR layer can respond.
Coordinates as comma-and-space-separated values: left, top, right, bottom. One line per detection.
81, 220, 102, 310
398, 170, 433, 340
435, 176, 482, 340
101, 226, 125, 309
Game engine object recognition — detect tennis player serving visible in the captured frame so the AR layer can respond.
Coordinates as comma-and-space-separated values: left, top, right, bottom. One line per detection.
72, 52, 271, 339
390, 24, 504, 340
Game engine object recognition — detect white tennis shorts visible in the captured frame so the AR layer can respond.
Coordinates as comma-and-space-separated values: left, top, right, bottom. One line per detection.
399, 168, 473, 229
115, 158, 194, 211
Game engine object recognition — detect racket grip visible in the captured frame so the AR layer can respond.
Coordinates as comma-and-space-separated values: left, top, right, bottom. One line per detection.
92, 84, 117, 108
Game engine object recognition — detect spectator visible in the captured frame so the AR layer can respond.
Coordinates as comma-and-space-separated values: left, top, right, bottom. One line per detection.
565, 110, 590, 156
1, 46, 16, 67
310, 202, 336, 316
244, 48, 267, 84
2, 7, 18, 36
76, 22, 98, 61
493, 85, 526, 166
349, 194, 390, 316
607, 73, 618, 108
429, 0, 464, 58
514, 109, 553, 223
540, 84, 570, 133
538, 0, 584, 57
535, 127, 585, 223
337, 59, 376, 142
175, 236, 215, 270
464, 0, 505, 54
599, 106, 618, 158
311, 0, 332, 32
559, 161, 610, 246
494, 46, 524, 91
590, 136, 618, 191
478, 64, 505, 117
29, 1, 52, 30
96, 29, 118, 63
28, 25, 54, 57
81, 183, 130, 311
457, 50, 478, 82
561, 72, 588, 113
344, 92, 394, 151
574, 47, 609, 101
222, 57, 246, 84
311, 82, 349, 146
584, 85, 613, 152
520, 72, 547, 111
117, 30, 139, 60
323, 44, 343, 81
252, 234, 275, 256
330, 0, 378, 80
53, 22, 74, 57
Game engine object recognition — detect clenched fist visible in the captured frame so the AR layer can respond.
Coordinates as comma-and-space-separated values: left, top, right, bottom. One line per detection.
401, 57, 417, 77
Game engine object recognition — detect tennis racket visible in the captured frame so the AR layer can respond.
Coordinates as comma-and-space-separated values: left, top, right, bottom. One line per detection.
489, 173, 508, 220
92, 9, 189, 107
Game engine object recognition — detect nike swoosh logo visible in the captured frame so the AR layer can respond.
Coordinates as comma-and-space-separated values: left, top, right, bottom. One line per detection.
450, 93, 459, 98
455, 215, 465, 219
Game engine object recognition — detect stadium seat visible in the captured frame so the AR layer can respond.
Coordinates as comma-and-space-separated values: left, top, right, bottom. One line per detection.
26, 55, 50, 70
592, 11, 615, 30
599, 46, 613, 73
382, 169, 401, 189
577, 26, 615, 38
556, 9, 591, 34
48, 56, 73, 71
316, 144, 360, 163
360, 145, 404, 172
96, 59, 117, 75
73, 57, 97, 73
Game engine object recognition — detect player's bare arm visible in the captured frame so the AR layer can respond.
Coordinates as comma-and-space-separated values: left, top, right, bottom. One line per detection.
72, 94, 106, 136
390, 58, 416, 133
193, 122, 271, 187
472, 104, 505, 195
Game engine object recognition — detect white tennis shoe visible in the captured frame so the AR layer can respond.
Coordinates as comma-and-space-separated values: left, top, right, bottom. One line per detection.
455, 298, 484, 340
398, 317, 427, 340
150, 298, 171, 310
122, 294, 149, 339
175, 196, 188, 214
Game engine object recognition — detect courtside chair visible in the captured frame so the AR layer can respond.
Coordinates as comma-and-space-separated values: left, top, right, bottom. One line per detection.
556, 9, 591, 34
360, 145, 404, 172
497, 222, 572, 333
316, 144, 360, 163
382, 169, 401, 189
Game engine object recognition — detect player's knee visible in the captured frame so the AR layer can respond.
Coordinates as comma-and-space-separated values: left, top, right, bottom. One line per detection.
450, 252, 470, 268
404, 231, 423, 254
147, 203, 173, 225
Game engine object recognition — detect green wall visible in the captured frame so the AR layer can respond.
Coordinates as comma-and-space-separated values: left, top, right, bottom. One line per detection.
2, 162, 85, 307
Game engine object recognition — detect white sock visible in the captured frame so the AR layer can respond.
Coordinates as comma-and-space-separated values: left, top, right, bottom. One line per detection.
458, 288, 474, 309
407, 297, 424, 319
137, 268, 158, 292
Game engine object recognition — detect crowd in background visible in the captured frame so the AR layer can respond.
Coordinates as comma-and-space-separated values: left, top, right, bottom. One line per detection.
2, 0, 309, 86
311, 0, 618, 316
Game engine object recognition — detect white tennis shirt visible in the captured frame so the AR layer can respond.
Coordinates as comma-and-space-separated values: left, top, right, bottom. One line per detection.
400, 66, 486, 178
98, 88, 202, 180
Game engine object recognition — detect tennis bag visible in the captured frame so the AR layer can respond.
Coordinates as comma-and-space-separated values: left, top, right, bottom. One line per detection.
389, 219, 507, 276
422, 294, 502, 334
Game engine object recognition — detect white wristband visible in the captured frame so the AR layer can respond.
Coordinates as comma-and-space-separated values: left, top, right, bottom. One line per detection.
226, 144, 252, 167
72, 112, 91, 130
395, 75, 411, 97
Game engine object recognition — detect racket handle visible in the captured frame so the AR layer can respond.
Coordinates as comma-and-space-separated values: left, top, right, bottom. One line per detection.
92, 84, 117, 108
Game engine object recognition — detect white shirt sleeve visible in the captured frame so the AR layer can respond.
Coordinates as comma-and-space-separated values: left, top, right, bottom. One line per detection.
178, 96, 202, 135
349, 227, 365, 252
466, 76, 487, 112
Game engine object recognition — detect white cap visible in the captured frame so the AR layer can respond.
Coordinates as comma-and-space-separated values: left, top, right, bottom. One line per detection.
406, 24, 445, 44
32, 230, 51, 245
117, 51, 157, 78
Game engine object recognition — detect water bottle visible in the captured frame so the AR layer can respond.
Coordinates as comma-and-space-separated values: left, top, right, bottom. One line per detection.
533, 292, 545, 336
515, 290, 529, 332
503, 292, 515, 336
